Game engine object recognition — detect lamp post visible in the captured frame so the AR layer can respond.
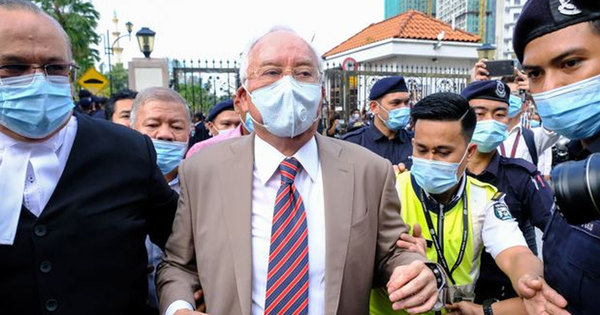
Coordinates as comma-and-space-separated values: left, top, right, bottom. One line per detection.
136, 27, 156, 58
477, 43, 496, 60
103, 21, 133, 95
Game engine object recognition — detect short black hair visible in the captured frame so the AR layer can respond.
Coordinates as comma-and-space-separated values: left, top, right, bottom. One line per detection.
410, 92, 477, 142
105, 89, 138, 121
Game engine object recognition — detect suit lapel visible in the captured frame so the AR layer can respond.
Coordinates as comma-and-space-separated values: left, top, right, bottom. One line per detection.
220, 134, 254, 315
316, 135, 354, 315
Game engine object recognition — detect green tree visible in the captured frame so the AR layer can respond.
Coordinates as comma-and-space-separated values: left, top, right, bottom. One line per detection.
105, 63, 129, 94
33, 0, 100, 72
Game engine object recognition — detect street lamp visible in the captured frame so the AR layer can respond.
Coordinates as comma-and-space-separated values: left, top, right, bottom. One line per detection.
136, 27, 156, 58
477, 43, 496, 60
103, 21, 133, 95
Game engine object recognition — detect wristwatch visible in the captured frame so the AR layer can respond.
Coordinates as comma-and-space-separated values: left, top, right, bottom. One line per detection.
483, 298, 499, 315
423, 262, 447, 312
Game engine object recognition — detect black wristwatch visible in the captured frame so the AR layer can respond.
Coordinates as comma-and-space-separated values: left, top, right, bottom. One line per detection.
423, 262, 446, 289
482, 298, 498, 315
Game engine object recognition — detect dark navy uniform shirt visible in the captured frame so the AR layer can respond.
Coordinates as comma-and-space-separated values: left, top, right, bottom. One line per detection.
342, 123, 413, 167
545, 136, 600, 315
467, 152, 553, 303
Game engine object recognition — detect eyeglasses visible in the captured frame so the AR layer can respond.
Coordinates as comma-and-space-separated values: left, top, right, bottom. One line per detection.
0, 63, 79, 85
249, 65, 321, 84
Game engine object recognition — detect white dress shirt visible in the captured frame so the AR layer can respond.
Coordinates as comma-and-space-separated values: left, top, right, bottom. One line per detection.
0, 116, 77, 245
165, 136, 326, 315
498, 124, 559, 167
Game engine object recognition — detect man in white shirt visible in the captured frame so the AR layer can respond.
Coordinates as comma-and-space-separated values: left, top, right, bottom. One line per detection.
156, 26, 442, 315
0, 2, 178, 314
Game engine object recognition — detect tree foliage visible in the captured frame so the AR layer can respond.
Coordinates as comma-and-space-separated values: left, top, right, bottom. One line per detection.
105, 62, 129, 95
33, 0, 100, 72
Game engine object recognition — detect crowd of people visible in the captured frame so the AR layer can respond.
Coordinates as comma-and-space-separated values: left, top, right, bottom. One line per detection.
0, 0, 599, 315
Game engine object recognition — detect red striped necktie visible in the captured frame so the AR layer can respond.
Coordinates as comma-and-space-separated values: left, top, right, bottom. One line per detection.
264, 157, 309, 315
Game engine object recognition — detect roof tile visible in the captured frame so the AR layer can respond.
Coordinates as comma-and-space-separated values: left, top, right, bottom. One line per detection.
324, 10, 480, 57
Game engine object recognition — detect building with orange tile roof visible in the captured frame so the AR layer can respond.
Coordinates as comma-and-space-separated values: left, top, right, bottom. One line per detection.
323, 10, 482, 69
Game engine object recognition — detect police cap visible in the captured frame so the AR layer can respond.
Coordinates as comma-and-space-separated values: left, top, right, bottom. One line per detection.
207, 99, 234, 122
461, 80, 511, 104
513, 0, 600, 63
369, 76, 408, 100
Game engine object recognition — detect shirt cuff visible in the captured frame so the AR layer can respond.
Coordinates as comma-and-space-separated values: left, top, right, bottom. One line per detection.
165, 300, 195, 315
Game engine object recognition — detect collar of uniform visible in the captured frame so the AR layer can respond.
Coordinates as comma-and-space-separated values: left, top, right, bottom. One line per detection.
253, 135, 319, 186
508, 123, 522, 135
367, 123, 410, 143
468, 152, 500, 181
410, 172, 466, 214
567, 134, 600, 160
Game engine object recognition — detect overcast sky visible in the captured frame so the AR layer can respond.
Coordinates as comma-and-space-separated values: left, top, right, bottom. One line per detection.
91, 0, 382, 68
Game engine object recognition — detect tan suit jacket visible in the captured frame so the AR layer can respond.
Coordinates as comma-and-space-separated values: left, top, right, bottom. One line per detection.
157, 133, 425, 315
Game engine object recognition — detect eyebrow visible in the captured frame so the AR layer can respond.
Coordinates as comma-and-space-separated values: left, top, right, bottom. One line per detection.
522, 48, 588, 71
472, 105, 507, 112
415, 143, 454, 151
0, 54, 68, 65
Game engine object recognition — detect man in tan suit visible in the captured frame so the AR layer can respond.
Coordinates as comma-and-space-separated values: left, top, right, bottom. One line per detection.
157, 26, 442, 315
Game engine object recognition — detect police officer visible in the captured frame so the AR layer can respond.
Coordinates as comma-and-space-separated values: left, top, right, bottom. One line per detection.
370, 92, 548, 315
456, 80, 554, 314
343, 76, 413, 168
515, 1, 600, 314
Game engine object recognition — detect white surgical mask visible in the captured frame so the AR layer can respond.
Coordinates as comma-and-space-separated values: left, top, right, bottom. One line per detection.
245, 76, 321, 138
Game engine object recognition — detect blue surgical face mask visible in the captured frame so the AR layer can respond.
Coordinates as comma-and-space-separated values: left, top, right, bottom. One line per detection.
471, 120, 508, 153
411, 149, 468, 195
532, 74, 600, 140
245, 76, 321, 138
240, 112, 254, 133
0, 73, 74, 139
377, 103, 410, 131
151, 139, 187, 175
530, 120, 541, 128
508, 94, 522, 118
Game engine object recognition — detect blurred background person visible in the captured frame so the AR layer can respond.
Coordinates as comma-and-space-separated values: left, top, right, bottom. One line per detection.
105, 88, 138, 127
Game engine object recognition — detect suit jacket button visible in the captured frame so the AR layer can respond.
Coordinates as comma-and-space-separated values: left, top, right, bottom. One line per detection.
34, 225, 47, 237
45, 298, 58, 312
40, 261, 52, 273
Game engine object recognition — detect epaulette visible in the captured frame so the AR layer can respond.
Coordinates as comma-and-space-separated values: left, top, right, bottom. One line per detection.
500, 156, 539, 175
491, 191, 506, 202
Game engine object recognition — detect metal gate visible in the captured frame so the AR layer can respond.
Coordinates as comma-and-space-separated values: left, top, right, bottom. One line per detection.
171, 59, 240, 114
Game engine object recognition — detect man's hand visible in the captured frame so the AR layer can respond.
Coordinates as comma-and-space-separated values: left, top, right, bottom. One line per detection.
445, 301, 484, 315
514, 69, 529, 92
396, 223, 427, 256
471, 59, 490, 81
518, 275, 570, 315
387, 260, 438, 314
393, 163, 407, 176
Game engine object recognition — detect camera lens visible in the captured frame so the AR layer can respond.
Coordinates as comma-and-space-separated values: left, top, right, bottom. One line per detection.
551, 153, 600, 224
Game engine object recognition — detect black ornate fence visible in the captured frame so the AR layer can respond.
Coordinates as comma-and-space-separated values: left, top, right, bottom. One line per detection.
171, 59, 240, 114
170, 59, 471, 117
323, 62, 471, 121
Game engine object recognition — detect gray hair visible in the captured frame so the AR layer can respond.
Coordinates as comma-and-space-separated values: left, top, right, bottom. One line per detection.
0, 0, 73, 61
238, 25, 324, 87
130, 87, 192, 128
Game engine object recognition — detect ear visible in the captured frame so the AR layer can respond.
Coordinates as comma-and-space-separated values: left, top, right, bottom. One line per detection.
234, 86, 250, 113
369, 100, 379, 115
467, 142, 478, 159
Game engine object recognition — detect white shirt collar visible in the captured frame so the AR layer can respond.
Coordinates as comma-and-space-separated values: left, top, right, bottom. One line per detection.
253, 135, 319, 186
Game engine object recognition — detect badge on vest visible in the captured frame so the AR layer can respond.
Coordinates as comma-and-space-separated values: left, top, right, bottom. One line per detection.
494, 203, 513, 221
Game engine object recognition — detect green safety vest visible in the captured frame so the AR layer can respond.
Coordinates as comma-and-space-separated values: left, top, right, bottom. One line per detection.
370, 171, 498, 315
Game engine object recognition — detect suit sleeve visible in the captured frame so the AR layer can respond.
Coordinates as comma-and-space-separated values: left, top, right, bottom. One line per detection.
156, 160, 201, 313
144, 134, 178, 250
374, 161, 426, 286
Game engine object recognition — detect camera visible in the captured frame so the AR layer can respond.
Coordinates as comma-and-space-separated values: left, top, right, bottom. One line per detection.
551, 153, 600, 224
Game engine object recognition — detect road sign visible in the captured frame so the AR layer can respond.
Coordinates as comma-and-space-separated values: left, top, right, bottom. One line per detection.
77, 67, 108, 94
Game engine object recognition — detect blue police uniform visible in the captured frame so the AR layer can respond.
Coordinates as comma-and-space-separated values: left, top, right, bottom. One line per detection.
342, 123, 413, 167
343, 76, 413, 167
467, 152, 553, 302
543, 137, 600, 315
513, 1, 600, 313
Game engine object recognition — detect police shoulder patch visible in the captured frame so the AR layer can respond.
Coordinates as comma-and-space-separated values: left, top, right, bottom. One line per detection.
494, 202, 513, 221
